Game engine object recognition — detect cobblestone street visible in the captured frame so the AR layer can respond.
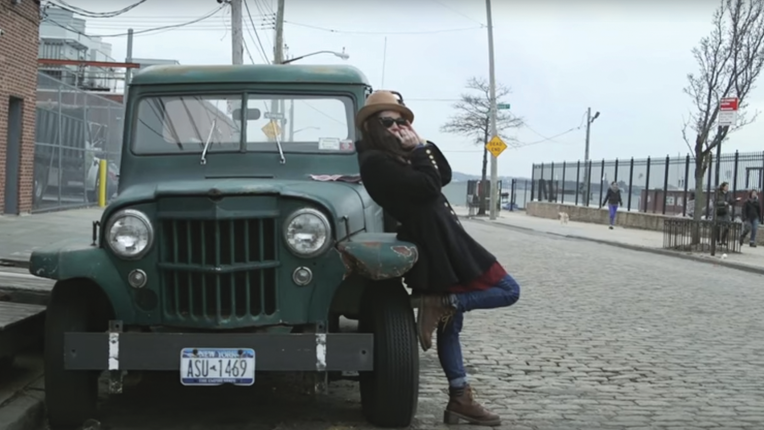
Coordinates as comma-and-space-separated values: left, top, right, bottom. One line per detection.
36, 219, 764, 430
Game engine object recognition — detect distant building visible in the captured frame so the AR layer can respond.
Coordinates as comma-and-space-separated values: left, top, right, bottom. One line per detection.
38, 7, 116, 91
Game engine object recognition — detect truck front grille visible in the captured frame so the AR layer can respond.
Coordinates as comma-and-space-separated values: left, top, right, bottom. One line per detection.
159, 218, 279, 324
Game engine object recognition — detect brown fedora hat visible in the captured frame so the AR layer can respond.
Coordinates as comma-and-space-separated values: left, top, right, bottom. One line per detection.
355, 90, 415, 129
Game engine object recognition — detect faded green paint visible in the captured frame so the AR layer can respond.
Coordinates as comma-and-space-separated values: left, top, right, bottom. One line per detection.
336, 233, 419, 281
28, 64, 417, 331
29, 240, 137, 322
131, 64, 370, 87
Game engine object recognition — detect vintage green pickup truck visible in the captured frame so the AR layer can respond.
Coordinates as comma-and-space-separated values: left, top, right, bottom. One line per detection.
30, 64, 421, 429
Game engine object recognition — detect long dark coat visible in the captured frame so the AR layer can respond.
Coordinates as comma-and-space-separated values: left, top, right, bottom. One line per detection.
357, 141, 497, 293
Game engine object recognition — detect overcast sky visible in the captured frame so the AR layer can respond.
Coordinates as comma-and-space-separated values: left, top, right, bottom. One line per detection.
61, 0, 764, 177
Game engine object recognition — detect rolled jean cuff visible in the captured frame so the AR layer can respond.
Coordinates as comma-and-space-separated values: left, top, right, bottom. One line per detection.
449, 376, 468, 388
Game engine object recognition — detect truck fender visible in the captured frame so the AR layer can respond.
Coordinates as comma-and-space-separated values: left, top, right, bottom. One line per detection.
29, 240, 136, 321
335, 232, 418, 281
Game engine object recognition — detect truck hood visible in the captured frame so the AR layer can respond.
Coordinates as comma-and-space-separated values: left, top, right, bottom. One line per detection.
109, 178, 370, 234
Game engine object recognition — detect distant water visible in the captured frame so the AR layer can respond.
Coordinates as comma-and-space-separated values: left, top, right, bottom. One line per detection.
442, 180, 530, 209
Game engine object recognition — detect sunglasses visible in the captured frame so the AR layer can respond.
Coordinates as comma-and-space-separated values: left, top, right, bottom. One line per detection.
378, 117, 408, 128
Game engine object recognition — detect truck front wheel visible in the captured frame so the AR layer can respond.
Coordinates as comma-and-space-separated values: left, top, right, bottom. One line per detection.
45, 286, 100, 429
358, 280, 419, 428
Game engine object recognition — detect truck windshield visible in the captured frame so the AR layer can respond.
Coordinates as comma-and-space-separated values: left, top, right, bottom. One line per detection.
131, 93, 356, 155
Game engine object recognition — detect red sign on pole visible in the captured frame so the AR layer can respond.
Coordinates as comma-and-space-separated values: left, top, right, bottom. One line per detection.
720, 97, 739, 111
719, 97, 739, 127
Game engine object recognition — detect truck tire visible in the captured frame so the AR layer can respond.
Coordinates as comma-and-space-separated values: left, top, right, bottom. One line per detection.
358, 280, 419, 428
45, 287, 99, 429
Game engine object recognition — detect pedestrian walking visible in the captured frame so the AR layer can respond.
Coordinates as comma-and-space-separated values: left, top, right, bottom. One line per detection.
686, 191, 695, 218
355, 90, 520, 427
602, 181, 623, 229
714, 182, 740, 245
739, 189, 761, 247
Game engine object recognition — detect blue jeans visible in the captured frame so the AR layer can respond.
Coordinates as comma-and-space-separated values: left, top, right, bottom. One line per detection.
608, 204, 618, 225
742, 219, 759, 243
437, 274, 521, 387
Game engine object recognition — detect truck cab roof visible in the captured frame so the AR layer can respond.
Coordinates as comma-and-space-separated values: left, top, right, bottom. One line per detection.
130, 64, 372, 87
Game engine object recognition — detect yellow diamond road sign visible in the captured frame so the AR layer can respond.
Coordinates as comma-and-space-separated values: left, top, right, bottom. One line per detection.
485, 135, 507, 158
262, 120, 281, 139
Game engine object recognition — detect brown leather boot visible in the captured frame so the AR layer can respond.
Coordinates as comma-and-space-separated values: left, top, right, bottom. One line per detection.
416, 295, 455, 351
443, 384, 501, 426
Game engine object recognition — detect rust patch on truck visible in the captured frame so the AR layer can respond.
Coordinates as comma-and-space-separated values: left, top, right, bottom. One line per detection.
336, 241, 418, 281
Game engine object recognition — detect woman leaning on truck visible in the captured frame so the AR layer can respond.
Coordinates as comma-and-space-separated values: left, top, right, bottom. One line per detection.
355, 90, 521, 427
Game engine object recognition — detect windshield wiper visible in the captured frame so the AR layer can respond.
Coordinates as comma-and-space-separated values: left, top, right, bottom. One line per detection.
200, 119, 217, 165
263, 102, 286, 164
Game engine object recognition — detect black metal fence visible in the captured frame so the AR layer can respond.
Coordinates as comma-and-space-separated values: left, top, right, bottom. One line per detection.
530, 151, 764, 219
460, 179, 529, 216
663, 219, 742, 255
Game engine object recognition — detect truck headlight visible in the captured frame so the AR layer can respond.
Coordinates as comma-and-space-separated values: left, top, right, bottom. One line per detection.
284, 208, 331, 258
105, 209, 154, 259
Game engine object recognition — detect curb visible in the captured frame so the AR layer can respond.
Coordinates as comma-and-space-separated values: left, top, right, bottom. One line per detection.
0, 285, 50, 307
461, 216, 764, 276
0, 387, 45, 430
0, 259, 30, 270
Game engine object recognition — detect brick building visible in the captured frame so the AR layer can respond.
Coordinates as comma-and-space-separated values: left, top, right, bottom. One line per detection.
0, 0, 40, 214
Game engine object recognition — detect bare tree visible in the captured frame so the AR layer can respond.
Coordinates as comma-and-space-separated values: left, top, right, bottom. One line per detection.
683, 0, 764, 221
441, 77, 524, 215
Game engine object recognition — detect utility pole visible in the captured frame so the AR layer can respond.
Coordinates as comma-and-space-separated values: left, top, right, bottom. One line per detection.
123, 28, 133, 106
271, 0, 286, 140
274, 0, 285, 64
583, 107, 600, 204
583, 107, 592, 203
231, 0, 243, 65
485, 0, 499, 221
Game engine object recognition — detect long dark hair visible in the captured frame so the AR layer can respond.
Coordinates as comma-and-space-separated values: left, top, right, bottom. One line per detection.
360, 113, 411, 162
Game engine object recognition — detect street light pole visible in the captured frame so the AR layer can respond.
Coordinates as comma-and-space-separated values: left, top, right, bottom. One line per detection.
282, 50, 350, 141
281, 50, 349, 65
486, 0, 499, 221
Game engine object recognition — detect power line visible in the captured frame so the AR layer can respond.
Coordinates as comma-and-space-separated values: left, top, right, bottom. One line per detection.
255, 0, 275, 15
45, 0, 147, 18
252, 0, 275, 44
241, 37, 257, 65
427, 0, 485, 27
42, 5, 227, 38
283, 20, 482, 35
243, 0, 270, 62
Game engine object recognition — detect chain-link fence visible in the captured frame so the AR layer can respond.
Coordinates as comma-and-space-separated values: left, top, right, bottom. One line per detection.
33, 73, 123, 213
530, 151, 764, 219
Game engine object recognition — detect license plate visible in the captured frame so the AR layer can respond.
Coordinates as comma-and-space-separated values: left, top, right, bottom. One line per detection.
179, 348, 255, 386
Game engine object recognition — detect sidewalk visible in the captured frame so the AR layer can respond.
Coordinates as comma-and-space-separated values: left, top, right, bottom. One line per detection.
0, 354, 44, 430
0, 208, 104, 267
454, 206, 764, 275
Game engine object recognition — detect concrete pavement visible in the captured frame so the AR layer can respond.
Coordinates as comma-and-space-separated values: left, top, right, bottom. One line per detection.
0, 354, 44, 430
458, 207, 764, 275
0, 207, 103, 267
10, 218, 761, 430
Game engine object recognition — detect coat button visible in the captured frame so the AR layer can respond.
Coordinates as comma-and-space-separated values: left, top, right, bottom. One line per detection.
444, 202, 449, 207
426, 149, 432, 154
